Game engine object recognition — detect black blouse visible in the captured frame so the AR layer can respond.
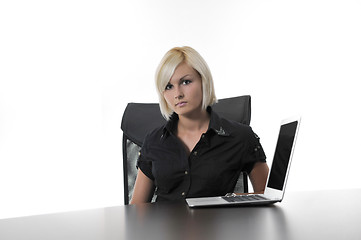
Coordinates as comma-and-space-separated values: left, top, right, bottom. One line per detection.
137, 107, 266, 202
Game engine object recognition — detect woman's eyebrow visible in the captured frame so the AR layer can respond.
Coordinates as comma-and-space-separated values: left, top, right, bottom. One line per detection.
179, 74, 191, 81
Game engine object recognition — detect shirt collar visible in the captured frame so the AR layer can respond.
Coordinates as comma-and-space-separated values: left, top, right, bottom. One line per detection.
162, 106, 231, 138
207, 106, 230, 136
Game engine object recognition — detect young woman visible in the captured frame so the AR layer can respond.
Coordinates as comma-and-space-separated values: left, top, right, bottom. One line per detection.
131, 46, 269, 204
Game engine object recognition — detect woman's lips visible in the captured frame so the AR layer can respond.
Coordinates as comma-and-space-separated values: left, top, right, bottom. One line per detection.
175, 101, 187, 107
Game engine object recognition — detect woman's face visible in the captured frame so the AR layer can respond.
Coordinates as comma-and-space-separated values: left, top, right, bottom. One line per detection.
163, 62, 203, 118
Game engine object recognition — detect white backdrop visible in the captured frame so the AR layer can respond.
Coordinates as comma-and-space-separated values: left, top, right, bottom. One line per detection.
1, 0, 360, 219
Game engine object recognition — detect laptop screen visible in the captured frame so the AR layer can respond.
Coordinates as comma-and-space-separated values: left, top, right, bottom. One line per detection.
267, 121, 298, 190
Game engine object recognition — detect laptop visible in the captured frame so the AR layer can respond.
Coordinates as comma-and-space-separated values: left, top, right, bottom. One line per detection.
186, 116, 301, 207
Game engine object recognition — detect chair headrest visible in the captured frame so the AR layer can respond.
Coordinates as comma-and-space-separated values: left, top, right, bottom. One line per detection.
121, 95, 251, 146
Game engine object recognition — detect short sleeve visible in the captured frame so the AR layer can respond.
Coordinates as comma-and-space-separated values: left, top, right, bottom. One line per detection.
136, 135, 155, 181
243, 128, 267, 174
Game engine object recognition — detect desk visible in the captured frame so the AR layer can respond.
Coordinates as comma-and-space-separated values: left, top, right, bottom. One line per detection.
0, 189, 360, 240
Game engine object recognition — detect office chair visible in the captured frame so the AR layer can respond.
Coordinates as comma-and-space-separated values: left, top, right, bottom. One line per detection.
121, 95, 252, 205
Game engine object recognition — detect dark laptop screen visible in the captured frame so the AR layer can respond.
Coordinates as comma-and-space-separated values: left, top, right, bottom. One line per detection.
267, 121, 298, 190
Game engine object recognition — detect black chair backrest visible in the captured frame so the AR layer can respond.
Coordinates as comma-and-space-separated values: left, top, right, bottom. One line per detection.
121, 95, 251, 205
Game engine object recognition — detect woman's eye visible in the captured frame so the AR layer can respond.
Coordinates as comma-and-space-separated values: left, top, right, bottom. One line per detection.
165, 84, 173, 90
182, 80, 192, 85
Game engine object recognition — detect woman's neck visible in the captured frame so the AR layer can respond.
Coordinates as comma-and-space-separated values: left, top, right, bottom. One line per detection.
177, 109, 210, 133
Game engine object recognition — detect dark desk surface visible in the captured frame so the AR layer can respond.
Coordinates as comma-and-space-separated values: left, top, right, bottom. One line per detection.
1, 189, 361, 240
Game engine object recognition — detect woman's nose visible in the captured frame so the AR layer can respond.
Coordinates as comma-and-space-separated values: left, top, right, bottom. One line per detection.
174, 87, 184, 99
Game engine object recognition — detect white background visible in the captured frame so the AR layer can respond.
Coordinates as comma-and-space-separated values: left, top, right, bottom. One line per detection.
1, 0, 360, 219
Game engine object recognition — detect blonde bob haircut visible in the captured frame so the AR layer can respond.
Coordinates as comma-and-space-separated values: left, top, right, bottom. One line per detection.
155, 46, 217, 120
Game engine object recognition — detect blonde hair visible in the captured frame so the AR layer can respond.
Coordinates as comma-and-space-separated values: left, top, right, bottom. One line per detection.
155, 46, 217, 120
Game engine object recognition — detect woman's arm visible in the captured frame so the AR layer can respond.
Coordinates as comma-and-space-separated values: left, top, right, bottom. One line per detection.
130, 169, 155, 204
249, 162, 269, 194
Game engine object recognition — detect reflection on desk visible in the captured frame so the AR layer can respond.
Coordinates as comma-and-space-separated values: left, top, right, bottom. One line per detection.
0, 189, 360, 240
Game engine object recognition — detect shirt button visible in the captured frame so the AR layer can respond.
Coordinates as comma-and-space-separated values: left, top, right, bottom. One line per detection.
182, 192, 185, 196
185, 170, 188, 175
193, 151, 198, 156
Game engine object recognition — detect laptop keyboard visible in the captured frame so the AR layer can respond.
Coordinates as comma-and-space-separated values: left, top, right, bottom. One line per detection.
222, 194, 269, 203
